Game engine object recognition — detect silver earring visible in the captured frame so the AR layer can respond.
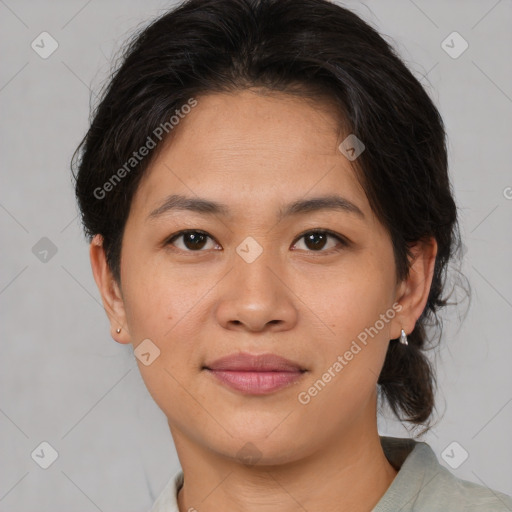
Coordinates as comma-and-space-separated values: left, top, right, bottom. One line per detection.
399, 328, 408, 345
116, 328, 121, 333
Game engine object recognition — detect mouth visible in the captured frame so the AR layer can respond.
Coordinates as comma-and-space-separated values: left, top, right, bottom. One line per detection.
203, 352, 306, 372
202, 352, 307, 395
203, 368, 307, 394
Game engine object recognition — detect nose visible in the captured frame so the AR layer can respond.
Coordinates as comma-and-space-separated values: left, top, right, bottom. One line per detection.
214, 248, 298, 333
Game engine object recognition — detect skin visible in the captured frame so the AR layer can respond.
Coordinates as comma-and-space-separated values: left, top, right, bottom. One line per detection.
90, 89, 437, 512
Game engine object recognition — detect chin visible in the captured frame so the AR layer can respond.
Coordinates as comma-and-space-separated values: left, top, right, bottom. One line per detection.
210, 427, 308, 467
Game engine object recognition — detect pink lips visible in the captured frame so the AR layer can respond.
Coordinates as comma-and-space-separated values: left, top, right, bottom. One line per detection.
203, 352, 306, 395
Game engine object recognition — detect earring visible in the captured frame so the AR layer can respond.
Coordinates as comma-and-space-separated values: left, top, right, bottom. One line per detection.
116, 328, 121, 333
399, 328, 408, 345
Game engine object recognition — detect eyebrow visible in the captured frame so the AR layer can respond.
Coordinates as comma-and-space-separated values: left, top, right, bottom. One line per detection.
147, 193, 365, 222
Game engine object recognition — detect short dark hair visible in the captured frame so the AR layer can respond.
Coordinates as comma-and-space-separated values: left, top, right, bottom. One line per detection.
72, 0, 467, 427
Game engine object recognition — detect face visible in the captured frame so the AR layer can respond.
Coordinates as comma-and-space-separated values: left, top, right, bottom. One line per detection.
92, 89, 432, 465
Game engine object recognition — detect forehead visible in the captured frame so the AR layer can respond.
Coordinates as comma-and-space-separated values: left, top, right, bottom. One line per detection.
173, 89, 344, 154
130, 89, 371, 222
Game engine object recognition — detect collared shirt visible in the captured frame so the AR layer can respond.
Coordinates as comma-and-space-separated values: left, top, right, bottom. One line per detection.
150, 436, 512, 511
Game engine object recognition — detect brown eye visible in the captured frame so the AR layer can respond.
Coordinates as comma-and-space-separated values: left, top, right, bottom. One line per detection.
166, 230, 218, 251
165, 229, 348, 253
292, 230, 348, 252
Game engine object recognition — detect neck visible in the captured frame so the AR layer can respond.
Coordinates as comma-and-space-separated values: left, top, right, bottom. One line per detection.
171, 413, 397, 512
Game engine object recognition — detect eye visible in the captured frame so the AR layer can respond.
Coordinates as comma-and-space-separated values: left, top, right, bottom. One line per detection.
165, 229, 349, 253
291, 230, 348, 253
165, 230, 220, 251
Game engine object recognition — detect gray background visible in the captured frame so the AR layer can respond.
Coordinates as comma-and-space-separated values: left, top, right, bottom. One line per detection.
1, 0, 511, 510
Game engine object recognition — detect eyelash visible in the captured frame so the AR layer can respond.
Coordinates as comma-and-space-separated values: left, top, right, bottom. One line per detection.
164, 229, 349, 254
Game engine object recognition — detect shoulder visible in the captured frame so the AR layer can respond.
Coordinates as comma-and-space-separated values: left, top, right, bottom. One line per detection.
376, 436, 512, 512
424, 461, 512, 511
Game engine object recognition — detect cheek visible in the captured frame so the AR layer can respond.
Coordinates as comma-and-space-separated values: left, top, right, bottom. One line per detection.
291, 252, 396, 406
294, 274, 394, 431
124, 269, 202, 422
121, 251, 195, 341
121, 253, 207, 374
294, 254, 395, 344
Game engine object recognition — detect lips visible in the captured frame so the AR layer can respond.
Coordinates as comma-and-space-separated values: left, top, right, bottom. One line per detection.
203, 352, 307, 395
203, 352, 306, 372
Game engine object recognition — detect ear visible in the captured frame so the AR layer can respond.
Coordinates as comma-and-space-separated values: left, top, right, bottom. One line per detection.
390, 236, 438, 340
89, 234, 131, 344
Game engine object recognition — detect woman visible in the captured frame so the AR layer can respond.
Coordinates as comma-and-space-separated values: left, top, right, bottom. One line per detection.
72, 0, 512, 510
